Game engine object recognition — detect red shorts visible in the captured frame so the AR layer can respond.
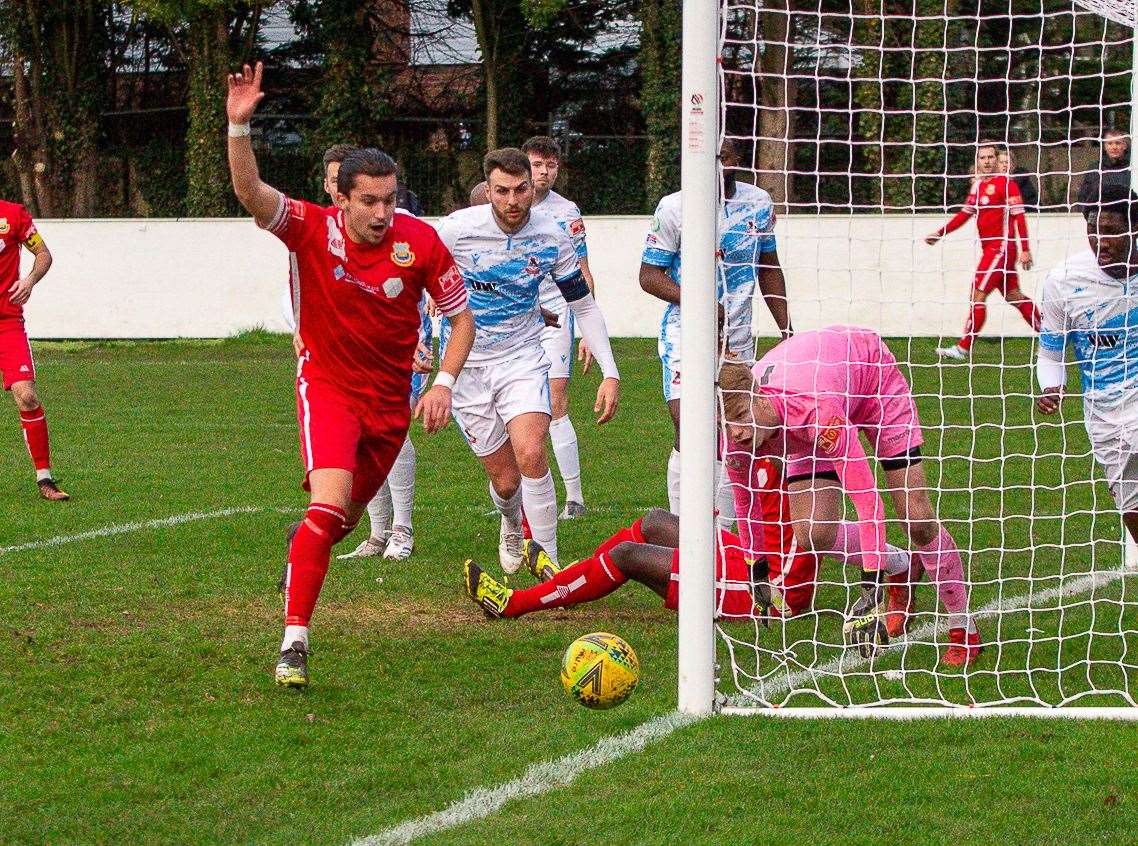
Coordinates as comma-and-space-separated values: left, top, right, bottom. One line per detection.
296, 363, 411, 504
663, 529, 759, 620
768, 543, 821, 618
0, 321, 35, 391
974, 244, 1018, 294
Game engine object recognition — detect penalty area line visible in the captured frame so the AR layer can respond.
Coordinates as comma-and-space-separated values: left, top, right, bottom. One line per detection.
0, 505, 296, 556
357, 566, 1134, 846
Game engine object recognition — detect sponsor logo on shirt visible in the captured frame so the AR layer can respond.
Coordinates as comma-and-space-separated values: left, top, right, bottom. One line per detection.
0, 218, 8, 235
980, 195, 990, 206
817, 415, 846, 455
569, 218, 585, 237
383, 277, 404, 298
391, 241, 415, 267
326, 217, 346, 261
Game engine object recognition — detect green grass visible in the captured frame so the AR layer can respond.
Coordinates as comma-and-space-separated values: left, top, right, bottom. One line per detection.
2, 335, 1137, 845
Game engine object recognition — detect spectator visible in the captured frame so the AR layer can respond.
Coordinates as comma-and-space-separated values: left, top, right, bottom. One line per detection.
396, 182, 424, 216
1078, 129, 1131, 211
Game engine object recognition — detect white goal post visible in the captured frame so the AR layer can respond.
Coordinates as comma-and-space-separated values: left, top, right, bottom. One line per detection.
677, 0, 1138, 717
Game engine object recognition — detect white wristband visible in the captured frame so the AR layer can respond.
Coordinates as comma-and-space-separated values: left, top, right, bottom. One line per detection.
433, 372, 456, 390
228, 122, 251, 138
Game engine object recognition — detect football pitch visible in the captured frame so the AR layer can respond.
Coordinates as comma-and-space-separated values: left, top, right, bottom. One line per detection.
3, 334, 1137, 845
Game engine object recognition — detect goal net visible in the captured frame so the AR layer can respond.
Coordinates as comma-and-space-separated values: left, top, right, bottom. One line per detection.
699, 0, 1138, 714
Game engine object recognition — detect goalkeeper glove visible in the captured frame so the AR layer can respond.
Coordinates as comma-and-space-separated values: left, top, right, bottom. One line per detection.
843, 569, 889, 658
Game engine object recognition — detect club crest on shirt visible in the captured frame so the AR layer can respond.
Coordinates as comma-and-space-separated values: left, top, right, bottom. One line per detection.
524, 257, 542, 275
817, 415, 846, 456
391, 241, 415, 267
985, 183, 997, 195
383, 277, 404, 298
0, 218, 9, 235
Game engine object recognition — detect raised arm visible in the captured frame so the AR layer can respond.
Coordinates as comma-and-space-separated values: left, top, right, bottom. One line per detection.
226, 62, 283, 227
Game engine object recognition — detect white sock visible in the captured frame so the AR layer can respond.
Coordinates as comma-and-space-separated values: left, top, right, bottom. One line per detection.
490, 482, 523, 530
521, 471, 559, 563
36, 468, 52, 482
884, 544, 911, 576
388, 436, 416, 530
367, 483, 393, 540
281, 624, 309, 651
667, 449, 681, 514
714, 459, 735, 531
549, 415, 583, 504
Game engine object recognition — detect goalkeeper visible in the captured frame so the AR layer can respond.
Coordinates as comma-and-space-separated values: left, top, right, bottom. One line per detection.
1037, 182, 1138, 543
718, 327, 981, 666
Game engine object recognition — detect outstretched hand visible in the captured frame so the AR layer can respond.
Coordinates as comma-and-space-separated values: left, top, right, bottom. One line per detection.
227, 62, 265, 125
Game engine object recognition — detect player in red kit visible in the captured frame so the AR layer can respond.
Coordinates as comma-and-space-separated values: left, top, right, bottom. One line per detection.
226, 63, 475, 688
0, 199, 68, 500
926, 142, 1040, 361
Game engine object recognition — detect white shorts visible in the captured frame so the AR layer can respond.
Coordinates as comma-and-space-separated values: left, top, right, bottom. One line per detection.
540, 304, 575, 380
658, 321, 752, 403
1085, 400, 1138, 512
659, 321, 682, 402
452, 345, 552, 457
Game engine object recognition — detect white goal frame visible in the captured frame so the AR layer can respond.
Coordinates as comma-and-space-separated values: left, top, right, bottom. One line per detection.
676, 0, 1138, 718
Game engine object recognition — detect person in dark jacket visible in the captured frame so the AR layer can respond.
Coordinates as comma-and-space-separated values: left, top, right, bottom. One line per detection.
1078, 129, 1131, 210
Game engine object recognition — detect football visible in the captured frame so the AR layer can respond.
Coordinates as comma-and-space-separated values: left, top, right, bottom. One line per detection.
560, 632, 640, 710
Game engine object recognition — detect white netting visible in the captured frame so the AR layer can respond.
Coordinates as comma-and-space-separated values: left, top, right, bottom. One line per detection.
714, 0, 1138, 709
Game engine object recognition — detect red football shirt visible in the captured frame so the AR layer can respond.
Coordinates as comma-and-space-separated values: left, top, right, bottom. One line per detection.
265, 198, 467, 408
964, 174, 1026, 244
0, 201, 38, 322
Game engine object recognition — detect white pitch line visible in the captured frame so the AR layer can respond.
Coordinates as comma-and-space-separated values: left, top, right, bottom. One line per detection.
0, 505, 290, 556
359, 566, 1133, 846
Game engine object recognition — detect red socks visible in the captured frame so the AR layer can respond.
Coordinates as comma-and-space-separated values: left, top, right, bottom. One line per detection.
592, 518, 644, 558
962, 297, 1040, 351
1017, 298, 1041, 331
284, 503, 346, 626
959, 302, 986, 351
503, 521, 643, 618
19, 405, 51, 473
504, 552, 628, 617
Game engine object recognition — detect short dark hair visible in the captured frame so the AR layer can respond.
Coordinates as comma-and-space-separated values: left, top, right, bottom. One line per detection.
1083, 178, 1138, 231
977, 140, 1005, 155
521, 136, 561, 159
322, 143, 357, 171
1104, 128, 1129, 141
337, 147, 398, 195
483, 147, 532, 180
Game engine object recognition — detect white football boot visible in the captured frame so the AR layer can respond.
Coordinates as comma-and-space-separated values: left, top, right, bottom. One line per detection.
383, 526, 414, 561
498, 517, 525, 575
935, 344, 967, 361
